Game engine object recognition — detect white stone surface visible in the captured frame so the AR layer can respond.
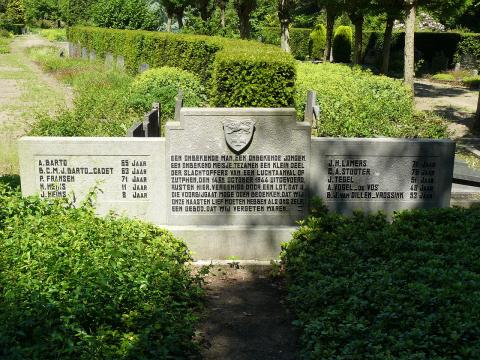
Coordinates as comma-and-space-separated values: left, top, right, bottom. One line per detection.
166, 108, 311, 226
19, 137, 167, 224
18, 110, 457, 260
311, 138, 455, 213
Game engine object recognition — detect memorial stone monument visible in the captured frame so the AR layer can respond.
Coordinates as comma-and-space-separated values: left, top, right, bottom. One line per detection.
19, 106, 455, 259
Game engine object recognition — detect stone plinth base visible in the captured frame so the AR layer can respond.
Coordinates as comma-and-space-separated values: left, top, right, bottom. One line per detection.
165, 226, 298, 260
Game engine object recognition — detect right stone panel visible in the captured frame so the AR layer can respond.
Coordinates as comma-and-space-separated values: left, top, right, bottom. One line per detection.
311, 138, 456, 214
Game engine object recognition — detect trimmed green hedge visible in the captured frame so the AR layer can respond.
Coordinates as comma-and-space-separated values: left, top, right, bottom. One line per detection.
295, 62, 447, 138
333, 26, 352, 63
364, 31, 480, 74
0, 182, 204, 358
454, 34, 480, 69
259, 26, 312, 60
282, 204, 480, 359
67, 26, 296, 107
290, 28, 312, 60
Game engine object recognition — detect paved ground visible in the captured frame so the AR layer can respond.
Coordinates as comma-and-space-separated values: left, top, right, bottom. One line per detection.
0, 34, 72, 174
196, 265, 299, 360
414, 78, 479, 139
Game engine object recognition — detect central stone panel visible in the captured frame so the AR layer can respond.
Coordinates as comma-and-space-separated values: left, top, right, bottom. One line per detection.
166, 108, 311, 226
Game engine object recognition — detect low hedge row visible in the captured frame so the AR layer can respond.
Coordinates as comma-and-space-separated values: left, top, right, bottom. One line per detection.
0, 182, 204, 358
259, 27, 313, 60
282, 203, 480, 358
67, 26, 296, 107
365, 31, 480, 73
295, 62, 447, 138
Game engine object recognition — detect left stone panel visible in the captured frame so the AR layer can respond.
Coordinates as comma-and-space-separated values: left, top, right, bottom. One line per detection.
19, 137, 167, 224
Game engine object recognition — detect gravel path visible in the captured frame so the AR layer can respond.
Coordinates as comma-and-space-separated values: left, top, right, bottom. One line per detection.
0, 34, 72, 174
414, 78, 478, 139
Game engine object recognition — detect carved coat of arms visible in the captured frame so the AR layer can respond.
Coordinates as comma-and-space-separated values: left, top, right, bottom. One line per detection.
223, 119, 256, 153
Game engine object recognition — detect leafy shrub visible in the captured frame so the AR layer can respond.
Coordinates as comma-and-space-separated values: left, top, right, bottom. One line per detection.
332, 26, 352, 63
454, 34, 480, 70
260, 26, 316, 61
282, 205, 480, 359
39, 28, 67, 42
129, 66, 206, 126
0, 28, 13, 38
310, 24, 326, 60
295, 62, 447, 138
0, 183, 204, 359
289, 28, 312, 60
211, 43, 296, 107
0, 37, 11, 53
463, 75, 480, 89
67, 26, 295, 108
5, 0, 25, 24
432, 73, 455, 81
258, 26, 280, 46
365, 32, 480, 74
90, 0, 159, 30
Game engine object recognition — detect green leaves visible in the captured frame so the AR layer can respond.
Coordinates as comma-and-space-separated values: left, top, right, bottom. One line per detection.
67, 26, 296, 109
0, 183, 204, 359
295, 62, 448, 138
282, 205, 480, 359
129, 66, 206, 125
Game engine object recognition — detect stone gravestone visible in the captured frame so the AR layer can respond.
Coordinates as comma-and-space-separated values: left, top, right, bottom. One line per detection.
139, 63, 149, 73
19, 138, 167, 224
19, 107, 456, 259
310, 138, 455, 214
89, 50, 96, 62
81, 47, 88, 60
116, 56, 125, 71
166, 108, 311, 226
105, 52, 114, 68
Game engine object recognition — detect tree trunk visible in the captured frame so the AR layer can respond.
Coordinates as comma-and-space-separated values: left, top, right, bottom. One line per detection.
353, 16, 364, 65
324, 9, 335, 62
177, 12, 184, 29
199, 0, 209, 21
280, 21, 290, 52
239, 12, 251, 39
381, 15, 395, 74
221, 7, 226, 27
475, 91, 480, 130
404, 1, 416, 92
167, 17, 173, 32
219, 1, 226, 28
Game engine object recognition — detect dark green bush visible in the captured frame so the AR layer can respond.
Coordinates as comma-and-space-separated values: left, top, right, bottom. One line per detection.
332, 26, 352, 63
454, 34, 480, 70
258, 26, 280, 46
67, 26, 296, 108
259, 26, 313, 60
0, 183, 204, 359
310, 24, 326, 60
129, 66, 207, 126
289, 28, 312, 60
90, 0, 159, 30
282, 204, 480, 359
211, 44, 296, 107
295, 62, 447, 138
364, 31, 480, 74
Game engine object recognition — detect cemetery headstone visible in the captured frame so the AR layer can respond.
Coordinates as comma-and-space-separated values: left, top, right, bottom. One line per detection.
105, 52, 114, 68
81, 47, 88, 60
116, 55, 125, 71
19, 105, 456, 259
